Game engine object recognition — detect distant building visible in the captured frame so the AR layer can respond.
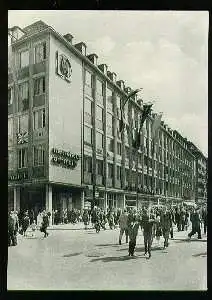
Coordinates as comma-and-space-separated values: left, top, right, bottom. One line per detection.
8, 21, 199, 221
187, 141, 207, 205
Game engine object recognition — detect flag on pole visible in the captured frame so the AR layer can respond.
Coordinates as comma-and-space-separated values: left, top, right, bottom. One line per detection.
120, 88, 142, 133
151, 112, 163, 155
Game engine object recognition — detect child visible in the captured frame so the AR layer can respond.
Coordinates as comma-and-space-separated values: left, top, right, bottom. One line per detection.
30, 220, 37, 237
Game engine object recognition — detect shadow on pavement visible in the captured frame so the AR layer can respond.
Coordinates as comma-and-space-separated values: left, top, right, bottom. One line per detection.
63, 252, 82, 257
192, 252, 207, 258
96, 243, 120, 247
172, 238, 207, 243
90, 255, 142, 263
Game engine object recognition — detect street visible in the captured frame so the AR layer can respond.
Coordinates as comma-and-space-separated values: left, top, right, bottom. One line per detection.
7, 224, 207, 290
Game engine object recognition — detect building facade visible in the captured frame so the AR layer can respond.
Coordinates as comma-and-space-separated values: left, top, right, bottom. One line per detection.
8, 21, 198, 221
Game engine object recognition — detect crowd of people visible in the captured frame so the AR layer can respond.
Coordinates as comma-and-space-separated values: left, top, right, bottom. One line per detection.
8, 203, 207, 258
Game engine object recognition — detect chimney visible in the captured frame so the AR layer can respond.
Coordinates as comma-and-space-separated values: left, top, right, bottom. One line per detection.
112, 72, 117, 82
107, 71, 117, 82
87, 53, 98, 65
63, 33, 74, 44
74, 42, 87, 55
116, 80, 125, 90
98, 64, 108, 74
125, 87, 132, 94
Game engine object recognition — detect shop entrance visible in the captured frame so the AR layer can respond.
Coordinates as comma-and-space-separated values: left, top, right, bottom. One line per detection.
20, 186, 45, 217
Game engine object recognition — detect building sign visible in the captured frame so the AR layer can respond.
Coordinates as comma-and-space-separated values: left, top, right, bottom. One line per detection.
9, 171, 28, 182
51, 148, 80, 169
56, 51, 72, 82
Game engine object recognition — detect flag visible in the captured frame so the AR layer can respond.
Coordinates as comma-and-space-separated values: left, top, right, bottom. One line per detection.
152, 113, 163, 140
123, 88, 143, 107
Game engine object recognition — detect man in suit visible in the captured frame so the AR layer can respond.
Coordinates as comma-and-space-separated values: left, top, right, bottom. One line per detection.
188, 207, 202, 239
161, 207, 173, 249
8, 211, 19, 246
140, 208, 156, 259
118, 209, 129, 245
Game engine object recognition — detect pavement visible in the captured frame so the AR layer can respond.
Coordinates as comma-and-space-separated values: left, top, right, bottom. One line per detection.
7, 224, 207, 291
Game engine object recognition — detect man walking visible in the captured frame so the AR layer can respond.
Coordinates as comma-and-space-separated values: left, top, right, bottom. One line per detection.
118, 209, 128, 245
188, 207, 202, 239
140, 208, 156, 259
161, 207, 173, 249
201, 206, 207, 235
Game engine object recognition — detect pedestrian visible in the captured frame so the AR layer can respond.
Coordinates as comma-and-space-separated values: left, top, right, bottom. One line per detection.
155, 215, 162, 247
30, 220, 37, 237
82, 209, 89, 230
201, 206, 207, 235
118, 209, 129, 245
40, 211, 49, 238
108, 212, 115, 230
22, 212, 30, 237
140, 208, 156, 258
8, 211, 19, 246
128, 214, 139, 257
184, 209, 190, 231
188, 208, 202, 239
161, 207, 173, 249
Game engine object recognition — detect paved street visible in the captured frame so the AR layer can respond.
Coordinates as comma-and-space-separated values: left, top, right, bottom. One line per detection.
7, 224, 207, 290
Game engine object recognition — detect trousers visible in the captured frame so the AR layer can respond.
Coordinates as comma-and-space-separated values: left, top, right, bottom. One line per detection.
119, 228, 128, 243
188, 225, 201, 239
129, 239, 136, 255
143, 231, 153, 254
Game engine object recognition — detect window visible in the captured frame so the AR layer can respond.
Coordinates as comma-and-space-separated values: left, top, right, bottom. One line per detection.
8, 150, 13, 170
97, 160, 103, 176
124, 102, 128, 123
84, 98, 92, 115
125, 146, 129, 159
96, 79, 104, 96
34, 42, 46, 63
96, 105, 103, 123
19, 81, 29, 101
107, 112, 113, 127
34, 77, 45, 95
117, 166, 121, 180
19, 50, 29, 68
8, 118, 13, 137
84, 126, 92, 145
18, 114, 28, 133
117, 95, 121, 110
85, 70, 93, 87
84, 156, 92, 172
107, 137, 114, 152
107, 88, 113, 111
108, 163, 113, 178
33, 145, 45, 166
33, 109, 45, 130
117, 142, 122, 156
8, 87, 13, 105
18, 148, 28, 168
96, 132, 103, 149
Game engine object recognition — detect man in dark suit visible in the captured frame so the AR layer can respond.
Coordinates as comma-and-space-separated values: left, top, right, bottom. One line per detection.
188, 207, 202, 239
140, 208, 156, 259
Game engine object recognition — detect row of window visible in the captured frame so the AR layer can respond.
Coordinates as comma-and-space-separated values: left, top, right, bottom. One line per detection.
18, 42, 46, 69
8, 146, 45, 169
8, 109, 45, 137
8, 76, 45, 106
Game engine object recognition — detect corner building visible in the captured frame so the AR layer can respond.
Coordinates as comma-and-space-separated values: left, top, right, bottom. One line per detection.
8, 21, 197, 221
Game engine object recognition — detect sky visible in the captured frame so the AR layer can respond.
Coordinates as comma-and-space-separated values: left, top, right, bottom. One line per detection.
8, 10, 208, 156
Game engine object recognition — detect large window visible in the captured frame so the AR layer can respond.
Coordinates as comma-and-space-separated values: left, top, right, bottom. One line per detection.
107, 88, 113, 111
18, 82, 29, 111
107, 137, 114, 152
34, 77, 45, 96
18, 114, 28, 133
8, 87, 13, 105
107, 112, 113, 136
96, 79, 104, 96
18, 148, 28, 168
19, 50, 29, 68
85, 70, 93, 87
84, 126, 92, 145
108, 163, 114, 178
96, 106, 103, 122
33, 145, 45, 166
84, 98, 92, 115
97, 160, 103, 176
33, 109, 45, 130
34, 42, 46, 63
96, 132, 103, 149
117, 165, 121, 180
84, 155, 92, 172
117, 142, 122, 156
117, 95, 121, 110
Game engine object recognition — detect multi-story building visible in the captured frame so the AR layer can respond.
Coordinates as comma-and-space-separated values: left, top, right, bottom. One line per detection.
187, 141, 207, 204
8, 21, 197, 221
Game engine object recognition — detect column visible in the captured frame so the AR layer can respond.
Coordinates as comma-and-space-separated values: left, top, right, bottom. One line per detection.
81, 190, 85, 210
14, 187, 20, 212
45, 184, 53, 226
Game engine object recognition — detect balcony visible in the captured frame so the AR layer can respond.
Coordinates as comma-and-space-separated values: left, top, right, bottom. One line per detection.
32, 62, 46, 74
32, 166, 45, 178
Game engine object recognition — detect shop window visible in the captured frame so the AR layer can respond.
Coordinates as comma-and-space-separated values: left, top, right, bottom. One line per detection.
8, 87, 13, 105
33, 145, 45, 166
19, 49, 29, 68
34, 42, 46, 63
34, 77, 45, 96
18, 114, 28, 133
84, 126, 92, 145
33, 108, 45, 130
18, 148, 28, 168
